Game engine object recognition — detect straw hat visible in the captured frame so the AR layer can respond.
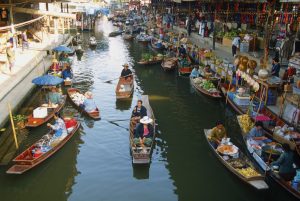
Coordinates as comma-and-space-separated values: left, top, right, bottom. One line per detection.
85, 91, 93, 99
122, 63, 129, 68
140, 116, 153, 124
52, 59, 58, 63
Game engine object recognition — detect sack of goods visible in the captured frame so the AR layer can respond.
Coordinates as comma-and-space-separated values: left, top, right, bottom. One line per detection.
70, 92, 85, 105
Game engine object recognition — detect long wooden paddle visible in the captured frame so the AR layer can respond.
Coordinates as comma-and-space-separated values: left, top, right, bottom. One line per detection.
104, 73, 133, 83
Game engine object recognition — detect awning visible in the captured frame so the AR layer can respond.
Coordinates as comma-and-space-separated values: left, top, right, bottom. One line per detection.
13, 7, 76, 19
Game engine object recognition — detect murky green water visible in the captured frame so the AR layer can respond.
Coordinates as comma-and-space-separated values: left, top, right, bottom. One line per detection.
0, 18, 297, 201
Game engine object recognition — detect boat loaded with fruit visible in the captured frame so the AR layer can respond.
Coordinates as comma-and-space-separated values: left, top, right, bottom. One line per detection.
237, 114, 300, 199
190, 77, 222, 98
204, 129, 268, 190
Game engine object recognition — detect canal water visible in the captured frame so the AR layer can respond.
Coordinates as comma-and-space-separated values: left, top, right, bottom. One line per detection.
0, 18, 296, 201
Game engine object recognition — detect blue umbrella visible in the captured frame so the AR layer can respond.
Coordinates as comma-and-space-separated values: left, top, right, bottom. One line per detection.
32, 75, 64, 86
53, 45, 72, 53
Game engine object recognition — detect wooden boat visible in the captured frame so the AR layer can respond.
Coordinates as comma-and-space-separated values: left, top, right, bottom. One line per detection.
220, 83, 248, 115
129, 95, 156, 164
161, 57, 177, 71
236, 115, 300, 199
137, 57, 163, 65
190, 77, 222, 98
123, 34, 134, 40
204, 129, 268, 190
25, 95, 67, 128
177, 56, 193, 76
115, 76, 134, 99
109, 30, 123, 37
178, 67, 193, 76
7, 118, 80, 174
67, 88, 100, 120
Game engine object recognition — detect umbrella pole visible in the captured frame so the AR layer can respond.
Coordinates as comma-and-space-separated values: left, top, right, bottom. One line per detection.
8, 103, 19, 149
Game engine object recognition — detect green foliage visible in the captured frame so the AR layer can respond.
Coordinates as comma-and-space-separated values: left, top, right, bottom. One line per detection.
13, 114, 27, 122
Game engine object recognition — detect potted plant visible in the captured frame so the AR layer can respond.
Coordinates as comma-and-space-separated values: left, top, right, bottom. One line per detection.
13, 114, 27, 129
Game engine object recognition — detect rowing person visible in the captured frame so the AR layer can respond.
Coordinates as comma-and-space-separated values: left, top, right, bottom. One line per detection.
131, 100, 147, 123
120, 63, 133, 81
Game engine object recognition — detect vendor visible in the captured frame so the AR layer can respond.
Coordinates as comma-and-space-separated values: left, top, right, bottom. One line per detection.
247, 121, 267, 141
47, 112, 67, 138
133, 116, 154, 147
210, 121, 227, 148
204, 64, 213, 77
62, 65, 73, 80
47, 87, 62, 105
49, 59, 60, 72
271, 143, 295, 181
271, 57, 280, 77
190, 66, 200, 78
59, 51, 66, 61
82, 91, 97, 112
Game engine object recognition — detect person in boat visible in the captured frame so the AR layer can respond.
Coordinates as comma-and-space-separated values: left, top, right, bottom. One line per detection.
209, 120, 227, 148
204, 64, 213, 77
121, 63, 133, 81
271, 143, 295, 181
133, 116, 154, 147
49, 59, 60, 72
247, 121, 267, 141
47, 112, 68, 138
131, 100, 147, 123
59, 51, 65, 61
62, 65, 73, 80
82, 91, 97, 112
190, 66, 200, 78
47, 87, 62, 105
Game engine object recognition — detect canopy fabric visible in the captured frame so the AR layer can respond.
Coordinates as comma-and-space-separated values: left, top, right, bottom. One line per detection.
32, 75, 64, 86
53, 45, 72, 53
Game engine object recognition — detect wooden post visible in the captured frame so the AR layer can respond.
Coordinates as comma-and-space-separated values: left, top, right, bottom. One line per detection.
8, 103, 18, 149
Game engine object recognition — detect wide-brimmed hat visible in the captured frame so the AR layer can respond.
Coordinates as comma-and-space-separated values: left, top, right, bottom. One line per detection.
122, 63, 129, 68
52, 59, 58, 63
85, 91, 93, 99
140, 116, 153, 124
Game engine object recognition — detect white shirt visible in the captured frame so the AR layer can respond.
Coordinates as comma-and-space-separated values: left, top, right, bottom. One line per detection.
232, 37, 240, 48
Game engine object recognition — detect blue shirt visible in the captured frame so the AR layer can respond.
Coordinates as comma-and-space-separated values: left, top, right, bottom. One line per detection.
190, 68, 200, 78
62, 69, 72, 79
50, 118, 67, 136
271, 63, 280, 77
83, 98, 97, 112
47, 92, 62, 104
247, 127, 264, 138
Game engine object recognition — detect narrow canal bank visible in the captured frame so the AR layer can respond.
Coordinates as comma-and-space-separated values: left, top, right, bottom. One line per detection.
0, 18, 298, 201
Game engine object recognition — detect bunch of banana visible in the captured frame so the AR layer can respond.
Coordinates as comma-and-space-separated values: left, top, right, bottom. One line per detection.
237, 167, 261, 178
239, 115, 254, 134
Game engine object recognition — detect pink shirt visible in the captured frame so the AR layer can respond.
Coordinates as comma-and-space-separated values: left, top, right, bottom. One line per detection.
143, 127, 149, 136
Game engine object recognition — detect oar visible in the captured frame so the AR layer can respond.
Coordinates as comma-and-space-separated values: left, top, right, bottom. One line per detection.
104, 73, 133, 83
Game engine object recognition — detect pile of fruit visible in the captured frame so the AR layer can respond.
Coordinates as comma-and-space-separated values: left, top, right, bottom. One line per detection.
239, 114, 254, 134
237, 167, 261, 178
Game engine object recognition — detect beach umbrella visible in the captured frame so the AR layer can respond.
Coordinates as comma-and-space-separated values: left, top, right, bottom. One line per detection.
53, 45, 72, 53
32, 75, 63, 86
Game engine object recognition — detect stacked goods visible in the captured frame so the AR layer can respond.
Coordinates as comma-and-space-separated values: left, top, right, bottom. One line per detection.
237, 167, 261, 178
239, 114, 254, 134
70, 92, 85, 106
200, 80, 218, 92
141, 53, 153, 62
